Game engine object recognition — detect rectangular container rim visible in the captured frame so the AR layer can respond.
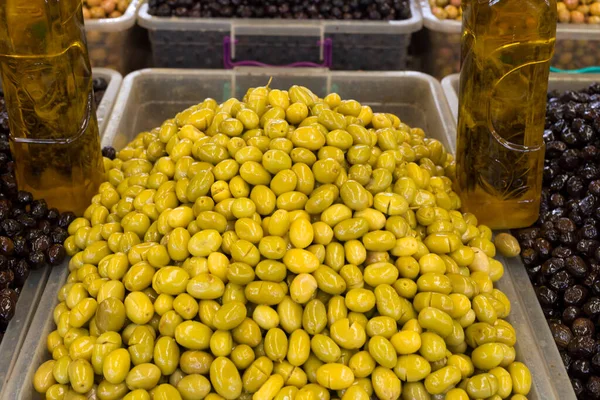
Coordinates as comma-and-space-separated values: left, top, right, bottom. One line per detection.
136, 0, 423, 35
92, 68, 123, 135
102, 68, 452, 151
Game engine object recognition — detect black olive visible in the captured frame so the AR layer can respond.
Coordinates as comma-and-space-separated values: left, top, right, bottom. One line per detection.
16, 191, 32, 205
102, 146, 117, 160
57, 212, 76, 229
1, 219, 22, 237
567, 256, 589, 278
27, 251, 45, 270
549, 270, 575, 292
553, 246, 574, 259
50, 228, 68, 245
577, 241, 599, 258
571, 378, 585, 397
551, 322, 574, 349
562, 351, 573, 369
581, 225, 599, 240
516, 227, 541, 241
521, 248, 539, 266
12, 236, 27, 256
37, 220, 51, 235
0, 294, 15, 323
579, 195, 597, 216
587, 376, 600, 399
46, 208, 59, 222
572, 318, 595, 337
537, 286, 559, 306
547, 140, 568, 158
0, 270, 13, 290
569, 335, 597, 359
47, 245, 66, 266
31, 235, 51, 254
542, 257, 565, 275
0, 237, 13, 257
12, 260, 29, 287
30, 200, 47, 219
564, 306, 582, 324
534, 238, 553, 259
570, 359, 592, 379
584, 298, 600, 317
565, 285, 590, 306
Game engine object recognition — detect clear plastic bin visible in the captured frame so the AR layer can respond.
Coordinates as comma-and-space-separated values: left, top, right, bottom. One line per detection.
136, 1, 422, 71
441, 72, 600, 122
420, 0, 600, 79
0, 67, 121, 397
4, 67, 572, 399
93, 68, 123, 135
85, 0, 148, 74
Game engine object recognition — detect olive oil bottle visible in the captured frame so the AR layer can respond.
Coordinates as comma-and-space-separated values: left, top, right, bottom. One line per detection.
0, 0, 103, 215
456, 0, 557, 229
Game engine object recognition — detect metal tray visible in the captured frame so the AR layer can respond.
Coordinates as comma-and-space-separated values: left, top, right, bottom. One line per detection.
5, 68, 567, 399
0, 67, 121, 397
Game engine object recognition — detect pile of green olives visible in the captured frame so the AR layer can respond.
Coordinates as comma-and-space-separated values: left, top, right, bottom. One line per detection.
33, 82, 533, 400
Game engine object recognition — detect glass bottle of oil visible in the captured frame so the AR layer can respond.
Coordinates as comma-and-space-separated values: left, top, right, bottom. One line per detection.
0, 0, 104, 215
456, 0, 557, 229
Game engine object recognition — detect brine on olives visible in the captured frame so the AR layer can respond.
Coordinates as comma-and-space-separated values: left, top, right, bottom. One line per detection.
34, 82, 531, 400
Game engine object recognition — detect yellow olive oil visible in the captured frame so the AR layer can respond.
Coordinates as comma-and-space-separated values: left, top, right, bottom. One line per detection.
0, 0, 103, 215
456, 0, 557, 229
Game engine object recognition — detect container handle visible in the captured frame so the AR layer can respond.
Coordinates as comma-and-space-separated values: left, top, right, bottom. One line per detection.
222, 36, 333, 69
550, 66, 600, 74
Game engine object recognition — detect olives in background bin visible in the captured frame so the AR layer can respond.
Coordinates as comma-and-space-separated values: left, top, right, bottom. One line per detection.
147, 0, 412, 20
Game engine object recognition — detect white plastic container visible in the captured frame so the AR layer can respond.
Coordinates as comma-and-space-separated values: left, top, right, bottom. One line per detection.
0, 67, 121, 397
84, 0, 145, 74
4, 68, 574, 400
420, 0, 600, 79
93, 68, 123, 135
137, 1, 422, 70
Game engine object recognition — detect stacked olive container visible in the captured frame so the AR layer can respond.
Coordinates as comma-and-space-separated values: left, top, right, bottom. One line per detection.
420, 0, 600, 79
136, 1, 423, 70
85, 0, 151, 74
0, 68, 573, 399
0, 68, 122, 396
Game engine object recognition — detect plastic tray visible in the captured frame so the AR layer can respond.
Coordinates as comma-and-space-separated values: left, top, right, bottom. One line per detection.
93, 68, 123, 135
420, 0, 600, 79
84, 0, 149, 74
6, 68, 569, 400
137, 1, 422, 71
0, 67, 121, 397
